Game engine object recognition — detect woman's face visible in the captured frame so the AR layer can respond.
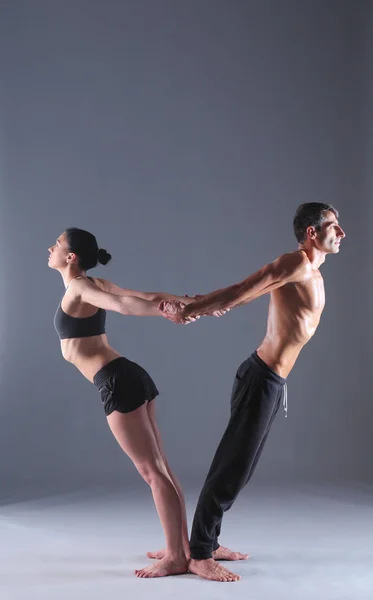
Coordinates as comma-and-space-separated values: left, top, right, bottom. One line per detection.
48, 232, 70, 269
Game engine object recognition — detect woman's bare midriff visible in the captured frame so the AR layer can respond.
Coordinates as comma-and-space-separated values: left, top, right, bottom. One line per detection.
60, 334, 122, 382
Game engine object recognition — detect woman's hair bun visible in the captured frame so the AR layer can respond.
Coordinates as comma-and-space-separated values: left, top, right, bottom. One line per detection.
97, 248, 112, 265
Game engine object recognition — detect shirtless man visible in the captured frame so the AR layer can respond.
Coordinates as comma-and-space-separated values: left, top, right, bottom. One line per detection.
159, 202, 346, 581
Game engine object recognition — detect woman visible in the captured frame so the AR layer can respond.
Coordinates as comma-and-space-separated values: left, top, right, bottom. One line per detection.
49, 227, 199, 578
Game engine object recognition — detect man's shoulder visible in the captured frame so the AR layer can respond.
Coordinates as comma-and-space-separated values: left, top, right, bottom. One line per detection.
283, 249, 309, 267
272, 250, 310, 281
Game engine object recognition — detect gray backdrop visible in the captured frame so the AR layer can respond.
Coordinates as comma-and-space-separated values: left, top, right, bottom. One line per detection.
0, 0, 371, 501
364, 0, 373, 483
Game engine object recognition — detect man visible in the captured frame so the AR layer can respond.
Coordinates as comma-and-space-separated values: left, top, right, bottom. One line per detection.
161, 203, 346, 582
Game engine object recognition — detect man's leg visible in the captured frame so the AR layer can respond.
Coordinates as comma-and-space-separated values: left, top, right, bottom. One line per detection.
211, 413, 276, 551
189, 367, 282, 581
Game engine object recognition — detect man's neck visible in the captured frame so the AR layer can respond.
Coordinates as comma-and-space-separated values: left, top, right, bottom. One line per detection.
298, 245, 326, 270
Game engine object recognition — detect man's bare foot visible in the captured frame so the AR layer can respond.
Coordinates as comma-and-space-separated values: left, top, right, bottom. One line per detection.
213, 545, 249, 561
135, 556, 188, 578
147, 545, 247, 562
188, 558, 240, 582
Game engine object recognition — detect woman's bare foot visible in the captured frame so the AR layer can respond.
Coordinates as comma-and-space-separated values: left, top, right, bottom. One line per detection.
135, 556, 188, 578
147, 548, 166, 560
147, 545, 247, 562
188, 558, 240, 582
147, 546, 190, 560
213, 545, 249, 561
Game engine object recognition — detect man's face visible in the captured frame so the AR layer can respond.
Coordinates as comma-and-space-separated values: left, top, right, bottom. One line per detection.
314, 211, 346, 254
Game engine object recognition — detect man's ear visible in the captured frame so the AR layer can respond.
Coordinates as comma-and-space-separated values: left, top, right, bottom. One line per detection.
306, 226, 317, 239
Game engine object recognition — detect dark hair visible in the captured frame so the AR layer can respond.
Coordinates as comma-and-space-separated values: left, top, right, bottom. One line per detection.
293, 203, 339, 243
65, 228, 112, 271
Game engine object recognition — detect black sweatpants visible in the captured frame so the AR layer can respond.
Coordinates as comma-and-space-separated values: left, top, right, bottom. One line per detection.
189, 351, 287, 560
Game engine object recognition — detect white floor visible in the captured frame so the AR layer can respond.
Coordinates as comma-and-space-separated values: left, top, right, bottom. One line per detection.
0, 482, 372, 600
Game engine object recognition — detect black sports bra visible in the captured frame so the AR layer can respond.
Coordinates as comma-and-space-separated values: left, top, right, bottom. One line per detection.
54, 277, 106, 340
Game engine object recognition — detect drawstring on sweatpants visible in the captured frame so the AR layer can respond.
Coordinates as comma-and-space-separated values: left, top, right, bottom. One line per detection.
283, 383, 288, 418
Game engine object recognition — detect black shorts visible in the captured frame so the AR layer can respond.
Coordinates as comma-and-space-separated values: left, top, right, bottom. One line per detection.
93, 357, 159, 416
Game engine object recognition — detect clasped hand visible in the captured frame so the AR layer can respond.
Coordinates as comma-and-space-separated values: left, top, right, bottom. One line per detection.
158, 295, 229, 325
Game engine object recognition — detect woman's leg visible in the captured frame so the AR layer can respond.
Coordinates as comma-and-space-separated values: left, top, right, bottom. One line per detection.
145, 400, 190, 559
106, 403, 187, 578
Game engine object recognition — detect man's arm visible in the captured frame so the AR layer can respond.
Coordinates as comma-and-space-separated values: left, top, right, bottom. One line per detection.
183, 251, 309, 318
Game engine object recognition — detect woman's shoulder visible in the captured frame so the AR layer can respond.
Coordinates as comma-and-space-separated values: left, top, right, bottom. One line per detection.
88, 277, 108, 291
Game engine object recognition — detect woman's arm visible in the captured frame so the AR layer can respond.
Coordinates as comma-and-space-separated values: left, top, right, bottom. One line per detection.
70, 277, 172, 318
94, 278, 194, 305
